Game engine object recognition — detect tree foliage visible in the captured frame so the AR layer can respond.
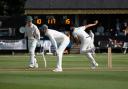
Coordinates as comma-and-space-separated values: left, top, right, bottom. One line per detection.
0, 0, 26, 16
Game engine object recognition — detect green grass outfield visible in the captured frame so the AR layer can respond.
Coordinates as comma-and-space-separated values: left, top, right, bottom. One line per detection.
0, 53, 128, 89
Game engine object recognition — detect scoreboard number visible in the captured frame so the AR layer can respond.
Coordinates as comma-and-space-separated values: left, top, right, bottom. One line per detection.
65, 19, 70, 25
48, 18, 56, 24
35, 16, 71, 25
36, 19, 42, 24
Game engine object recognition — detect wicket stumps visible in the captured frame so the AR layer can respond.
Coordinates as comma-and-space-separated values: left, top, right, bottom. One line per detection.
108, 47, 112, 69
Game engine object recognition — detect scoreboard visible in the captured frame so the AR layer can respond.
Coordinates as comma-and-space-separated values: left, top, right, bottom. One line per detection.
31, 15, 74, 27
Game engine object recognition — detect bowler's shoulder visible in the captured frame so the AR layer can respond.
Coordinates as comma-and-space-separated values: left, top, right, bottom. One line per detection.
78, 26, 85, 29
48, 29, 56, 33
45, 29, 52, 35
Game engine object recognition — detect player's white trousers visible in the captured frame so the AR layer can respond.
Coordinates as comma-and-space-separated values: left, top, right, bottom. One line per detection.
86, 52, 97, 65
80, 37, 94, 53
28, 39, 37, 65
56, 38, 70, 69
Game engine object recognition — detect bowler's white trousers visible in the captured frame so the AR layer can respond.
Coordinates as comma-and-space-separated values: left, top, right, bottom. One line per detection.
80, 37, 94, 53
80, 37, 97, 66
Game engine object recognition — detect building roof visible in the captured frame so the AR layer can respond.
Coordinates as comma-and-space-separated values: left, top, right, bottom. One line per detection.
25, 0, 128, 10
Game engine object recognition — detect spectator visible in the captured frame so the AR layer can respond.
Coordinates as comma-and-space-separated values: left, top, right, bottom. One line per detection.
115, 19, 121, 35
0, 21, 2, 27
123, 27, 128, 54
95, 23, 104, 36
114, 40, 123, 48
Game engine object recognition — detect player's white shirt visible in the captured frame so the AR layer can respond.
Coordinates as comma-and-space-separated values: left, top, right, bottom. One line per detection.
73, 26, 90, 41
25, 23, 40, 40
45, 29, 69, 50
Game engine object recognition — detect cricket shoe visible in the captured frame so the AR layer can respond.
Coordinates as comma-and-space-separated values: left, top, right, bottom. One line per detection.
29, 63, 38, 68
29, 64, 35, 68
53, 68, 63, 72
34, 63, 39, 68
123, 50, 126, 54
91, 62, 98, 69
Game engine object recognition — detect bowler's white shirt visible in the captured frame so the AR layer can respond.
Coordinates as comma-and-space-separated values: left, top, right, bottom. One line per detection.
73, 26, 89, 41
25, 23, 40, 40
45, 29, 68, 50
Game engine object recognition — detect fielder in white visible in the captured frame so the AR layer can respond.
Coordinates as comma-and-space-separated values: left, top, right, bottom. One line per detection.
71, 20, 98, 69
25, 16, 40, 68
40, 24, 70, 72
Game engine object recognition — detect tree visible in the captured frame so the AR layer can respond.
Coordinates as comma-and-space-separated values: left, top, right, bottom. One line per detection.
0, 0, 6, 15
0, 0, 27, 16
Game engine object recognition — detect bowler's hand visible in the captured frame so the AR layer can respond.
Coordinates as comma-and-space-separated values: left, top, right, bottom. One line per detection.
94, 20, 98, 25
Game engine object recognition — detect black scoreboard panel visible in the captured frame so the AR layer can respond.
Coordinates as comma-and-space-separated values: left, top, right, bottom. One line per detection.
31, 14, 128, 31
33, 15, 74, 25
30, 15, 75, 31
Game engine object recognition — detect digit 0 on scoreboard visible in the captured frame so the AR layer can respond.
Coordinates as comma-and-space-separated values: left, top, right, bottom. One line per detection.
36, 18, 42, 24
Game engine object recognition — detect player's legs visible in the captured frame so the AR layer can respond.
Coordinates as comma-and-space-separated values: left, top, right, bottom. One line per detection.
80, 37, 98, 69
80, 37, 94, 53
53, 38, 70, 72
88, 39, 95, 56
123, 42, 128, 54
55, 53, 63, 71
28, 39, 38, 68
86, 52, 98, 69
